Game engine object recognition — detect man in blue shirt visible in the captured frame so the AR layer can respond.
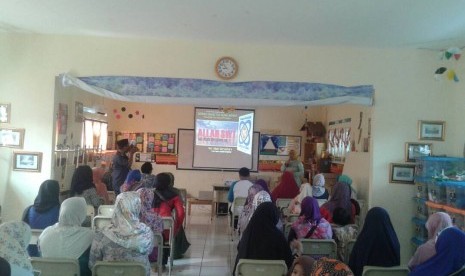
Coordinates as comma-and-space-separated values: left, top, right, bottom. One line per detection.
111, 139, 137, 194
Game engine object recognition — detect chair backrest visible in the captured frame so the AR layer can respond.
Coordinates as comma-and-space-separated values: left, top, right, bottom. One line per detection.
30, 229, 43, 245
301, 239, 337, 259
362, 266, 409, 276
344, 239, 356, 264
287, 214, 299, 223
235, 259, 287, 276
233, 197, 247, 217
31, 257, 80, 276
92, 215, 112, 231
283, 223, 292, 239
275, 198, 292, 210
92, 261, 146, 276
152, 233, 164, 276
98, 205, 115, 216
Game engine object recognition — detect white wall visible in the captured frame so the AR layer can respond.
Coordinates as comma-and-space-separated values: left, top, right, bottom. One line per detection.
1, 33, 463, 263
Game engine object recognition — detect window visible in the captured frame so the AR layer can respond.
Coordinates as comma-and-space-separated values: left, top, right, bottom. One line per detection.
82, 119, 108, 150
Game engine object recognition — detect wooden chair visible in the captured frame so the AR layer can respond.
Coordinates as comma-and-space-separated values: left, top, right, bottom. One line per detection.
235, 259, 287, 276
31, 257, 79, 276
92, 215, 112, 231
301, 239, 337, 259
362, 265, 409, 276
98, 205, 115, 216
92, 261, 146, 276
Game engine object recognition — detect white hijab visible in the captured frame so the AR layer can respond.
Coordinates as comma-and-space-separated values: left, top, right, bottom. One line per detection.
0, 221, 33, 272
297, 183, 313, 202
39, 197, 94, 259
312, 174, 326, 197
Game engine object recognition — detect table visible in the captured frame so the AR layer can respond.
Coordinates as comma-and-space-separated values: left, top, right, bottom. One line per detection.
187, 198, 214, 218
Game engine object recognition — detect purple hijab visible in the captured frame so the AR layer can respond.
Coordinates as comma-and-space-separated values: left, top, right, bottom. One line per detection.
255, 179, 270, 194
300, 196, 322, 223
322, 182, 352, 215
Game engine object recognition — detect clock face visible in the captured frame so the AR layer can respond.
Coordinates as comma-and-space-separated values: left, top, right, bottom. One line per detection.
215, 57, 238, 80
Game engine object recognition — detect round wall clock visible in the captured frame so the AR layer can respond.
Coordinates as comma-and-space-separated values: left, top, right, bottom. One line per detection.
215, 56, 238, 80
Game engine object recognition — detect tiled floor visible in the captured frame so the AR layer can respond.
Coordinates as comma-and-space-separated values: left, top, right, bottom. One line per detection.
153, 205, 236, 276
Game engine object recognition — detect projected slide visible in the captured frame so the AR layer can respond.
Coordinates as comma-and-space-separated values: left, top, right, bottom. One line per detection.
193, 108, 255, 169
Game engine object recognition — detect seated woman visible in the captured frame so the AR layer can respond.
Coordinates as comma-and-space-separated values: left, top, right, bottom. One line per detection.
137, 188, 163, 263
238, 184, 265, 236
408, 212, 452, 270
254, 179, 270, 194
409, 227, 465, 276
0, 221, 34, 276
70, 165, 104, 212
288, 255, 354, 276
271, 171, 300, 202
331, 207, 358, 262
39, 197, 94, 276
152, 173, 186, 265
312, 174, 329, 201
320, 182, 354, 224
92, 166, 110, 204
22, 179, 60, 256
88, 192, 154, 276
348, 207, 400, 276
288, 196, 332, 242
120, 169, 142, 192
288, 182, 313, 215
234, 202, 293, 275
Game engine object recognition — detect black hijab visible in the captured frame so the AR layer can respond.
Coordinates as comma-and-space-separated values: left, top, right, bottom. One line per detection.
348, 207, 400, 276
33, 180, 60, 213
152, 173, 178, 208
234, 202, 293, 274
0, 256, 11, 276
70, 165, 95, 196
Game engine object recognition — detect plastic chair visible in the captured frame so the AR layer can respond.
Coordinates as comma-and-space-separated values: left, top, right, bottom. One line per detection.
92, 261, 146, 276
235, 259, 287, 276
98, 205, 115, 216
287, 214, 299, 223
85, 204, 96, 227
31, 257, 80, 276
344, 239, 356, 264
162, 216, 175, 275
230, 196, 247, 239
30, 229, 43, 246
92, 215, 112, 231
275, 198, 292, 210
301, 239, 337, 259
362, 265, 409, 276
152, 232, 164, 276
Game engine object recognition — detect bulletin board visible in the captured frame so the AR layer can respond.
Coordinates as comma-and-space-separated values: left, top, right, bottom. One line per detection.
146, 132, 176, 153
114, 131, 144, 152
259, 134, 301, 156
177, 128, 259, 172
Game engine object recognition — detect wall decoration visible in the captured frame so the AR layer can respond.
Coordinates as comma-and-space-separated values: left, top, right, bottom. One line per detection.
0, 103, 10, 123
75, 101, 84, 122
57, 103, 68, 135
147, 133, 176, 153
115, 132, 144, 151
405, 142, 432, 162
389, 163, 415, 184
259, 134, 301, 156
135, 152, 155, 162
0, 128, 25, 148
13, 151, 42, 172
418, 120, 445, 141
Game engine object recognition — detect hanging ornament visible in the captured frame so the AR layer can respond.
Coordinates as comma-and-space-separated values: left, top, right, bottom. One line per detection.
434, 67, 447, 81
447, 69, 456, 81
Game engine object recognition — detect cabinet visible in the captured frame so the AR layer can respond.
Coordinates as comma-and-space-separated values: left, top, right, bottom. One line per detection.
412, 157, 465, 254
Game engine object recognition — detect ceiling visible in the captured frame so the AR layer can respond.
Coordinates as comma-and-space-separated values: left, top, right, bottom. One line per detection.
1, 0, 465, 49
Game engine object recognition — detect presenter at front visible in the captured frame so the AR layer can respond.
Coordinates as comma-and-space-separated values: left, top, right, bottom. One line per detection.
281, 149, 304, 188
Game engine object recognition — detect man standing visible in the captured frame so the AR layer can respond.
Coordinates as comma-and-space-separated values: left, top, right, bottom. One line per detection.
111, 139, 137, 194
228, 167, 253, 227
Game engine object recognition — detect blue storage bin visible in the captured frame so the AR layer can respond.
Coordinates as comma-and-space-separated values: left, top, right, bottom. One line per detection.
411, 217, 428, 241
416, 156, 465, 179
445, 181, 465, 208
412, 197, 428, 220
428, 181, 447, 204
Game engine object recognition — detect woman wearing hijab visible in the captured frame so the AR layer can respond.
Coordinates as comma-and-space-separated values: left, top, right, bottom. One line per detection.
254, 179, 270, 194
234, 202, 293, 275
408, 212, 452, 270
288, 196, 332, 242
152, 172, 186, 265
92, 166, 110, 204
238, 184, 265, 236
39, 197, 94, 276
120, 169, 142, 192
281, 149, 305, 187
289, 182, 313, 215
271, 171, 300, 202
288, 255, 353, 276
312, 174, 329, 200
137, 188, 163, 263
70, 165, 104, 210
0, 221, 34, 276
89, 192, 154, 276
22, 179, 60, 256
252, 190, 272, 212
348, 207, 400, 276
331, 207, 358, 262
410, 227, 465, 276
320, 182, 354, 224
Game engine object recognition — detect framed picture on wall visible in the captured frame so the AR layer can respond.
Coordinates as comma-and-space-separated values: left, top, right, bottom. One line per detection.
0, 103, 10, 123
13, 151, 42, 172
418, 120, 445, 141
405, 142, 432, 162
0, 128, 25, 148
389, 163, 415, 184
